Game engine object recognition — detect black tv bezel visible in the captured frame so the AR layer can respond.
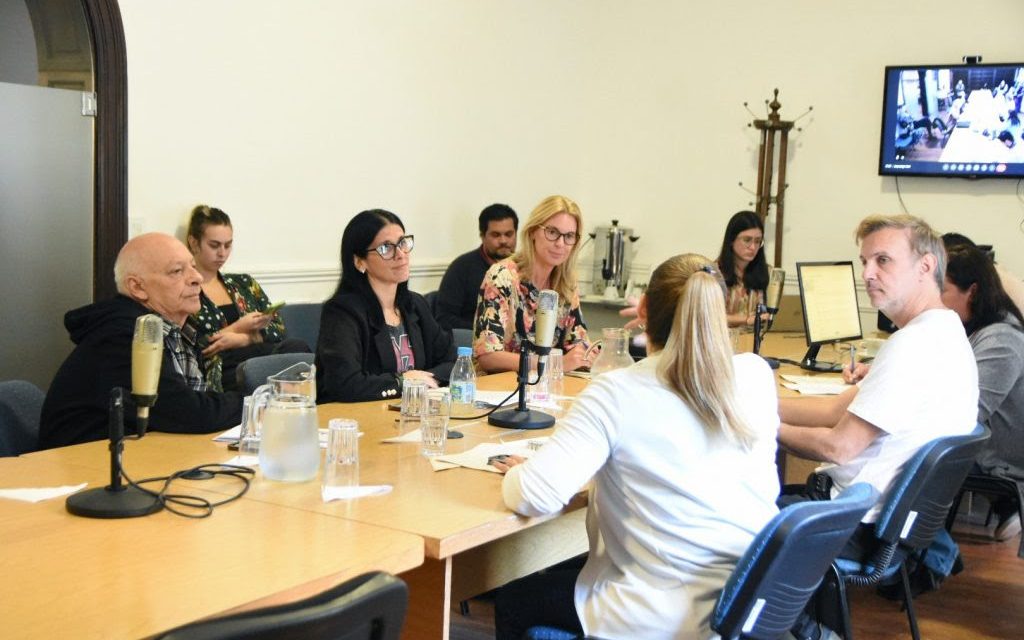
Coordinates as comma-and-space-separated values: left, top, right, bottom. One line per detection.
878, 62, 1024, 179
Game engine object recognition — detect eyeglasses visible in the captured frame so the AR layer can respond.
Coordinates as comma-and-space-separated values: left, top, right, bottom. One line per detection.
369, 235, 415, 259
737, 235, 764, 248
540, 225, 579, 246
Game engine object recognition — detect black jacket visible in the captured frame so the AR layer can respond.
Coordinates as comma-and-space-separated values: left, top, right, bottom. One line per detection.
39, 296, 242, 449
316, 290, 456, 403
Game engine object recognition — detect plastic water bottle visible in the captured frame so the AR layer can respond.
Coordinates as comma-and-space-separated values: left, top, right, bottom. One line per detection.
450, 346, 476, 417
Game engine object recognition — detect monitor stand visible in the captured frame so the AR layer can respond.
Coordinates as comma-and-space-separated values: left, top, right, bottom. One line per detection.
800, 344, 844, 373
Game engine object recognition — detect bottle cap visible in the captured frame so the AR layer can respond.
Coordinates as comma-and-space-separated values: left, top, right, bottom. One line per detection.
457, 346, 473, 357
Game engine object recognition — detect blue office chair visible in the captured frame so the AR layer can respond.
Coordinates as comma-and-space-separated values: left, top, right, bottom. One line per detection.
278, 302, 323, 352
823, 424, 990, 640
0, 379, 45, 457
156, 571, 407, 640
523, 484, 878, 640
235, 353, 315, 395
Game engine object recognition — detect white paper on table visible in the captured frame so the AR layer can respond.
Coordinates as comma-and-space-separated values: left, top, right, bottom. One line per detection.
474, 390, 518, 407
223, 455, 259, 466
215, 427, 357, 448
781, 382, 848, 396
382, 429, 422, 443
0, 482, 88, 503
780, 374, 846, 386
432, 438, 549, 473
321, 485, 393, 502
429, 458, 460, 471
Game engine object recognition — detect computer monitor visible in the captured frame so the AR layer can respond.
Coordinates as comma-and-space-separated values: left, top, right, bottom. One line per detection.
796, 261, 863, 372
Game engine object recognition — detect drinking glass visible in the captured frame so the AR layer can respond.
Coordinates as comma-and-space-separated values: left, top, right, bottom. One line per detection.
400, 378, 427, 433
421, 388, 451, 457
322, 418, 359, 491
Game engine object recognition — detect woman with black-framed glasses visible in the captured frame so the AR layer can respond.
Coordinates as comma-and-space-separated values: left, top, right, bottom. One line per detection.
316, 209, 455, 403
474, 195, 593, 373
715, 210, 770, 328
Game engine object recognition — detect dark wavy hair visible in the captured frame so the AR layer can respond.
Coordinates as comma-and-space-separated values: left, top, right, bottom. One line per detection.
715, 211, 769, 292
332, 209, 410, 312
945, 244, 1024, 335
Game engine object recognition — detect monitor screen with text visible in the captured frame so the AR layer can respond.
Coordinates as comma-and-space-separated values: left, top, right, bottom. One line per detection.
797, 261, 863, 346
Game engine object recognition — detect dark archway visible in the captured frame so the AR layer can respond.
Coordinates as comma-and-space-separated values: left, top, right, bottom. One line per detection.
81, 0, 126, 300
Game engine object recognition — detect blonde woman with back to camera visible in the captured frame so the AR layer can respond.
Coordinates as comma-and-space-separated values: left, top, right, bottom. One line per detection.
491, 254, 781, 640
473, 195, 593, 373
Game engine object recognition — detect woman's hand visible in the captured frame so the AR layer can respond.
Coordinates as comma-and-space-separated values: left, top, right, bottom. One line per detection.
490, 454, 527, 473
202, 330, 252, 356
229, 312, 272, 335
842, 362, 871, 385
563, 342, 591, 372
618, 295, 643, 331
402, 370, 438, 388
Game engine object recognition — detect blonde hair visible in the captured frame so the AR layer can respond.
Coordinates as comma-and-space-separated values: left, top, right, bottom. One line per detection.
855, 214, 946, 289
648, 254, 756, 449
512, 195, 583, 303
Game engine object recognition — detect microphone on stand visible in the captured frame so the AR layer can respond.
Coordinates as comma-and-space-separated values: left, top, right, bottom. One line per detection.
66, 314, 164, 518
131, 314, 163, 437
752, 269, 785, 370
764, 267, 786, 328
489, 290, 559, 430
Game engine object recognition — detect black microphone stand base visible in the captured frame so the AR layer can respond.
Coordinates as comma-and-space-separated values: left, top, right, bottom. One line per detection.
488, 408, 555, 430
66, 485, 163, 519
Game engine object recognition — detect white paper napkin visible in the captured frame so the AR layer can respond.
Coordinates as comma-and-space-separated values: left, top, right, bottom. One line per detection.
321, 485, 393, 502
432, 438, 549, 473
0, 482, 88, 503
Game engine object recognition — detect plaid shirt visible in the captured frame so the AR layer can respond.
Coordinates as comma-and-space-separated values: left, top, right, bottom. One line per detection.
162, 317, 207, 392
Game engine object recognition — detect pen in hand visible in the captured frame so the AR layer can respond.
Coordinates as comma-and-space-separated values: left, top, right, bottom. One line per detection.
849, 345, 857, 377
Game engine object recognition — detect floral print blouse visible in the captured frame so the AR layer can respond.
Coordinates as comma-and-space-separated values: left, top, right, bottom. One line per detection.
473, 259, 590, 359
193, 272, 285, 391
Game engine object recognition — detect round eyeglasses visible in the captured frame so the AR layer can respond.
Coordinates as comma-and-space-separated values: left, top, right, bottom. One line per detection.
737, 235, 764, 248
540, 225, 579, 246
369, 235, 415, 259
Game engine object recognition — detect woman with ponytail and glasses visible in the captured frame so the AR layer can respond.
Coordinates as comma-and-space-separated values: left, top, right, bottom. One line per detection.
491, 254, 780, 640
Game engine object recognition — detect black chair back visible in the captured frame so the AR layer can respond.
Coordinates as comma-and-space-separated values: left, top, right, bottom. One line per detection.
157, 571, 408, 640
712, 483, 877, 640
0, 379, 45, 456
236, 353, 315, 396
278, 302, 323, 352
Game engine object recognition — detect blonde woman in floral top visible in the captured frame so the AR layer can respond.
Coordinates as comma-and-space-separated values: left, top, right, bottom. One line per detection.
473, 195, 592, 373
187, 205, 309, 391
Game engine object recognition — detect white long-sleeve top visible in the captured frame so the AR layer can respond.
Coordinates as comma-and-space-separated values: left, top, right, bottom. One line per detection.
503, 353, 780, 639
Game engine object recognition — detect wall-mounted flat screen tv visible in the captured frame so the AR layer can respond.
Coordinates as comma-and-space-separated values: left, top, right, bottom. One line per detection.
879, 63, 1024, 178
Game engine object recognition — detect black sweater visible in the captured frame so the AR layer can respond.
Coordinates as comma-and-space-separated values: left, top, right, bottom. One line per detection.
39, 296, 242, 449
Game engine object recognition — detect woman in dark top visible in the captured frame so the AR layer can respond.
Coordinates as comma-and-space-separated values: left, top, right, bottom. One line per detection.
316, 209, 455, 403
188, 205, 308, 391
715, 210, 770, 328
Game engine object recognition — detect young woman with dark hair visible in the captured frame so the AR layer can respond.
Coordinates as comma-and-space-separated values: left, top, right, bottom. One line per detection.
943, 244, 1024, 542
715, 210, 770, 328
316, 209, 455, 403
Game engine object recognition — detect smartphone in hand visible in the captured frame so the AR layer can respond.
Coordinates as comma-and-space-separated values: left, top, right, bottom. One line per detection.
263, 301, 286, 315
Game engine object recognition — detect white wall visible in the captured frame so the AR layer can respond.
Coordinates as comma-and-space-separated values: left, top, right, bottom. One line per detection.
118, 0, 1024, 307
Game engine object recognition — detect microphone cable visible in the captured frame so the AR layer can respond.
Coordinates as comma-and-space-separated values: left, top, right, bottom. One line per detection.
120, 463, 256, 519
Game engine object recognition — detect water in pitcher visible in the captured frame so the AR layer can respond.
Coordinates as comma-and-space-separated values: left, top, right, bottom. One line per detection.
258, 396, 320, 481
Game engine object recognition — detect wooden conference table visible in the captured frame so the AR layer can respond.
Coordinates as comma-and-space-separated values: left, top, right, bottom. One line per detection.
7, 372, 590, 640
2, 333, 839, 639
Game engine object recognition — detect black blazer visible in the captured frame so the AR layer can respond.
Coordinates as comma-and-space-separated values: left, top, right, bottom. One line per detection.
315, 290, 456, 403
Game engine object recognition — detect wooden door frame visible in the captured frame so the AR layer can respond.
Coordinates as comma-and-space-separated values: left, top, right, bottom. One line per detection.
81, 0, 127, 301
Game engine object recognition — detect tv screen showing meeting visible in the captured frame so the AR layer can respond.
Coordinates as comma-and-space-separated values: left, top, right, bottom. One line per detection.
878, 63, 1024, 178
797, 261, 862, 371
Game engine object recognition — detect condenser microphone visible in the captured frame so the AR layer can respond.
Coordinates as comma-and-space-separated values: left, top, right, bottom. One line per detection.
131, 314, 163, 437
765, 268, 786, 323
534, 289, 559, 377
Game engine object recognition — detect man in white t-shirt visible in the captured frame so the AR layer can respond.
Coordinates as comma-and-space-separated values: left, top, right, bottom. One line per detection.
779, 214, 978, 532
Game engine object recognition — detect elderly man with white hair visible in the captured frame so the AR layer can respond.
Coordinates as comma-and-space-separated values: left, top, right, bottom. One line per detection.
40, 233, 242, 449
